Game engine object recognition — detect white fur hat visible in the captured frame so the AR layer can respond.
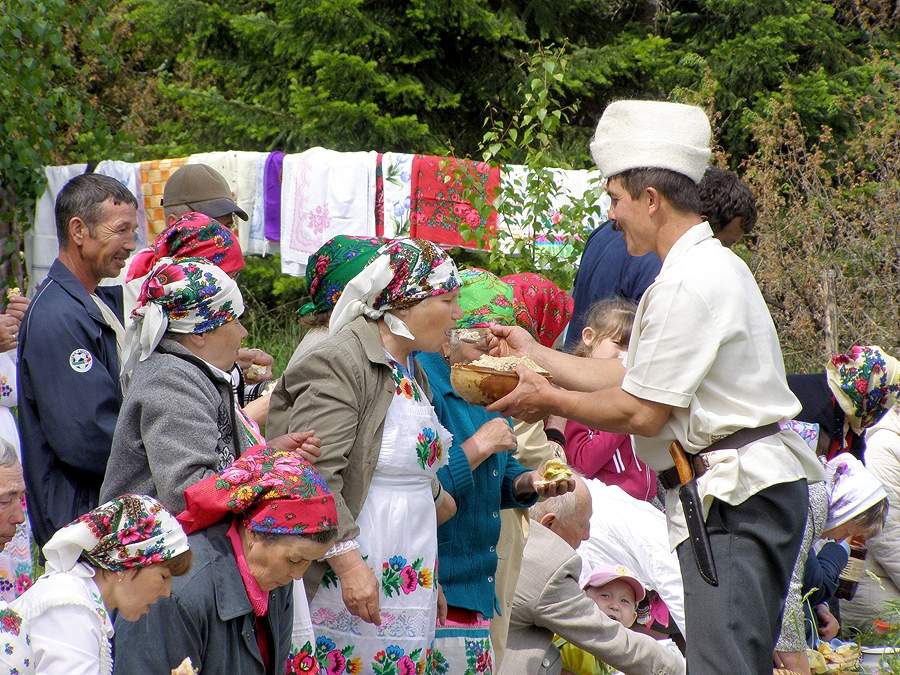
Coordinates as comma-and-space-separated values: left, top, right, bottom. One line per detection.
590, 100, 711, 184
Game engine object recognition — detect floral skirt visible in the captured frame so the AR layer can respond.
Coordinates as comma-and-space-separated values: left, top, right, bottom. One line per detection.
432, 609, 494, 675
309, 476, 439, 675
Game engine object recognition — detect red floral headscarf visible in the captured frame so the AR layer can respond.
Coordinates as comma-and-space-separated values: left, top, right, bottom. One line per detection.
177, 446, 337, 536
126, 211, 244, 282
502, 272, 573, 347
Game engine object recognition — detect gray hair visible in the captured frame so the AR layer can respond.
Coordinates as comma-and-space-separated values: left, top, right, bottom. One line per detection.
529, 474, 586, 523
0, 438, 20, 468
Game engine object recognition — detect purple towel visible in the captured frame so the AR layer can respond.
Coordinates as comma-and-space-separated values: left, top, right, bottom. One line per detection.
263, 150, 285, 241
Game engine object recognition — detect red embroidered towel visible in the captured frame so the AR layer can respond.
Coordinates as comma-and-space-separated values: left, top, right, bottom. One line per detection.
409, 155, 499, 249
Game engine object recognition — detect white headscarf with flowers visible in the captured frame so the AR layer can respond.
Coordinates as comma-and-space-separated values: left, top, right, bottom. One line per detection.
328, 238, 461, 339
42, 494, 190, 574
120, 256, 244, 381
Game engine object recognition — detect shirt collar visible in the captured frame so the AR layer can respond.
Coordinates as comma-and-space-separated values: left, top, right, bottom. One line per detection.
659, 221, 714, 274
202, 358, 233, 383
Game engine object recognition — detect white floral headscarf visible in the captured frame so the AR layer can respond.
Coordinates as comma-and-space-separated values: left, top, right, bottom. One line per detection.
328, 238, 461, 339
42, 494, 190, 573
121, 257, 244, 379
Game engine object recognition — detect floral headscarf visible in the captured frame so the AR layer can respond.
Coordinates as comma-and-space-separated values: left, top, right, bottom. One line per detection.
824, 452, 888, 532
455, 268, 516, 329
126, 211, 244, 283
298, 235, 385, 317
42, 494, 190, 574
826, 345, 900, 438
502, 272, 573, 347
328, 238, 461, 339
177, 445, 337, 536
121, 257, 243, 378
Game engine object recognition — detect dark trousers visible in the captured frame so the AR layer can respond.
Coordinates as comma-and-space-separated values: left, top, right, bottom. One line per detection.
677, 479, 808, 674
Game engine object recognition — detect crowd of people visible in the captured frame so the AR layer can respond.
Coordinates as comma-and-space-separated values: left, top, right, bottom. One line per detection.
0, 98, 896, 675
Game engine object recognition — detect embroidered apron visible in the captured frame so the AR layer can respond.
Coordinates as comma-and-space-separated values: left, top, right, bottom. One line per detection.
310, 357, 451, 674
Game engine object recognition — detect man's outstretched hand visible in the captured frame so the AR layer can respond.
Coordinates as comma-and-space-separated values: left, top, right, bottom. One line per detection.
487, 364, 556, 423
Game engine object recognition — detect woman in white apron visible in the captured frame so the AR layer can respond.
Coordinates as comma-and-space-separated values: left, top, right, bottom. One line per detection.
269, 238, 461, 674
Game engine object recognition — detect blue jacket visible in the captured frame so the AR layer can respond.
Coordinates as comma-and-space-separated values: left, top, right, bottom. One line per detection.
803, 542, 849, 606
418, 352, 536, 618
564, 221, 661, 351
17, 259, 123, 547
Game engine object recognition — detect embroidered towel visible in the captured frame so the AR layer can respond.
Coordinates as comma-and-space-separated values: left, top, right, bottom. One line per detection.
279, 148, 377, 277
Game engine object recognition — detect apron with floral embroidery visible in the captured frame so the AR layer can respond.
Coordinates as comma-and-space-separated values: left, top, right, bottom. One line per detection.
310, 356, 451, 675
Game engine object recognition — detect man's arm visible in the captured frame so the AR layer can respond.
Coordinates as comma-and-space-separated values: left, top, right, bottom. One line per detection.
490, 366, 673, 434
490, 324, 625, 393
534, 550, 684, 675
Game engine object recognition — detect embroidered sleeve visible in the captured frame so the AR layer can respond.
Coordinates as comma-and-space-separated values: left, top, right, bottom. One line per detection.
320, 538, 360, 561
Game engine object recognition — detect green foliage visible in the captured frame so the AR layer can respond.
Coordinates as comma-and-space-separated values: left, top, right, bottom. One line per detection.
454, 46, 606, 289
3, 0, 898, 368
0, 0, 127, 289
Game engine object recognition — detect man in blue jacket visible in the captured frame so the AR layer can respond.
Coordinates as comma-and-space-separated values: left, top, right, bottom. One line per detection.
18, 173, 139, 547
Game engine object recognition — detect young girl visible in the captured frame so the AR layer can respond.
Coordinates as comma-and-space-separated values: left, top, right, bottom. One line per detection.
564, 298, 657, 502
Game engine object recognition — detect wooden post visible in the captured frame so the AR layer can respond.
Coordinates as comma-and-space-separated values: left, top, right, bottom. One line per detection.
822, 269, 838, 358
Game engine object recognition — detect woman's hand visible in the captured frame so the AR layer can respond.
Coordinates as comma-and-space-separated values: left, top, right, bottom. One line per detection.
514, 470, 576, 501
237, 347, 274, 383
773, 650, 811, 675
815, 603, 840, 641
437, 583, 448, 626
242, 394, 271, 426
4, 294, 29, 322
268, 431, 322, 463
461, 418, 517, 469
436, 490, 457, 526
330, 553, 381, 625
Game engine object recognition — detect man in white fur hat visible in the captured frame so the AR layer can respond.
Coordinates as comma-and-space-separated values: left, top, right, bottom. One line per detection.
487, 100, 824, 672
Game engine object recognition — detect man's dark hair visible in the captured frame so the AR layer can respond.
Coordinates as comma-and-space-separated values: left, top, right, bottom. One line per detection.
699, 167, 758, 234
55, 174, 138, 247
613, 167, 701, 214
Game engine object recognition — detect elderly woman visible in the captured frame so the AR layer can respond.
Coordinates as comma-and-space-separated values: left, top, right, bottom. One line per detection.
112, 211, 273, 412
0, 494, 191, 674
417, 267, 575, 671
112, 445, 338, 674
843, 406, 900, 627
101, 257, 318, 512
775, 449, 889, 673
268, 238, 461, 673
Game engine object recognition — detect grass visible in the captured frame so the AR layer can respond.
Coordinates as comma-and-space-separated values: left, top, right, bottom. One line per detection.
243, 302, 307, 377
845, 601, 900, 673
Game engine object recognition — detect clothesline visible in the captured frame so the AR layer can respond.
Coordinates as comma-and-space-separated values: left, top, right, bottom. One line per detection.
27, 148, 609, 291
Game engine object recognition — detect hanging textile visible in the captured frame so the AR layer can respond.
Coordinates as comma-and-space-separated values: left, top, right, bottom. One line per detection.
263, 151, 285, 243
380, 152, 414, 238
409, 155, 500, 250
279, 148, 377, 277
187, 151, 267, 254
139, 157, 188, 237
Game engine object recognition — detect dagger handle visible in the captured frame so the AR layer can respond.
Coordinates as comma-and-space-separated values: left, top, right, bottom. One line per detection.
668, 441, 694, 486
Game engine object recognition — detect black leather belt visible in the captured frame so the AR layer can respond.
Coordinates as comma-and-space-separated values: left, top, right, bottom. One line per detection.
658, 423, 781, 490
